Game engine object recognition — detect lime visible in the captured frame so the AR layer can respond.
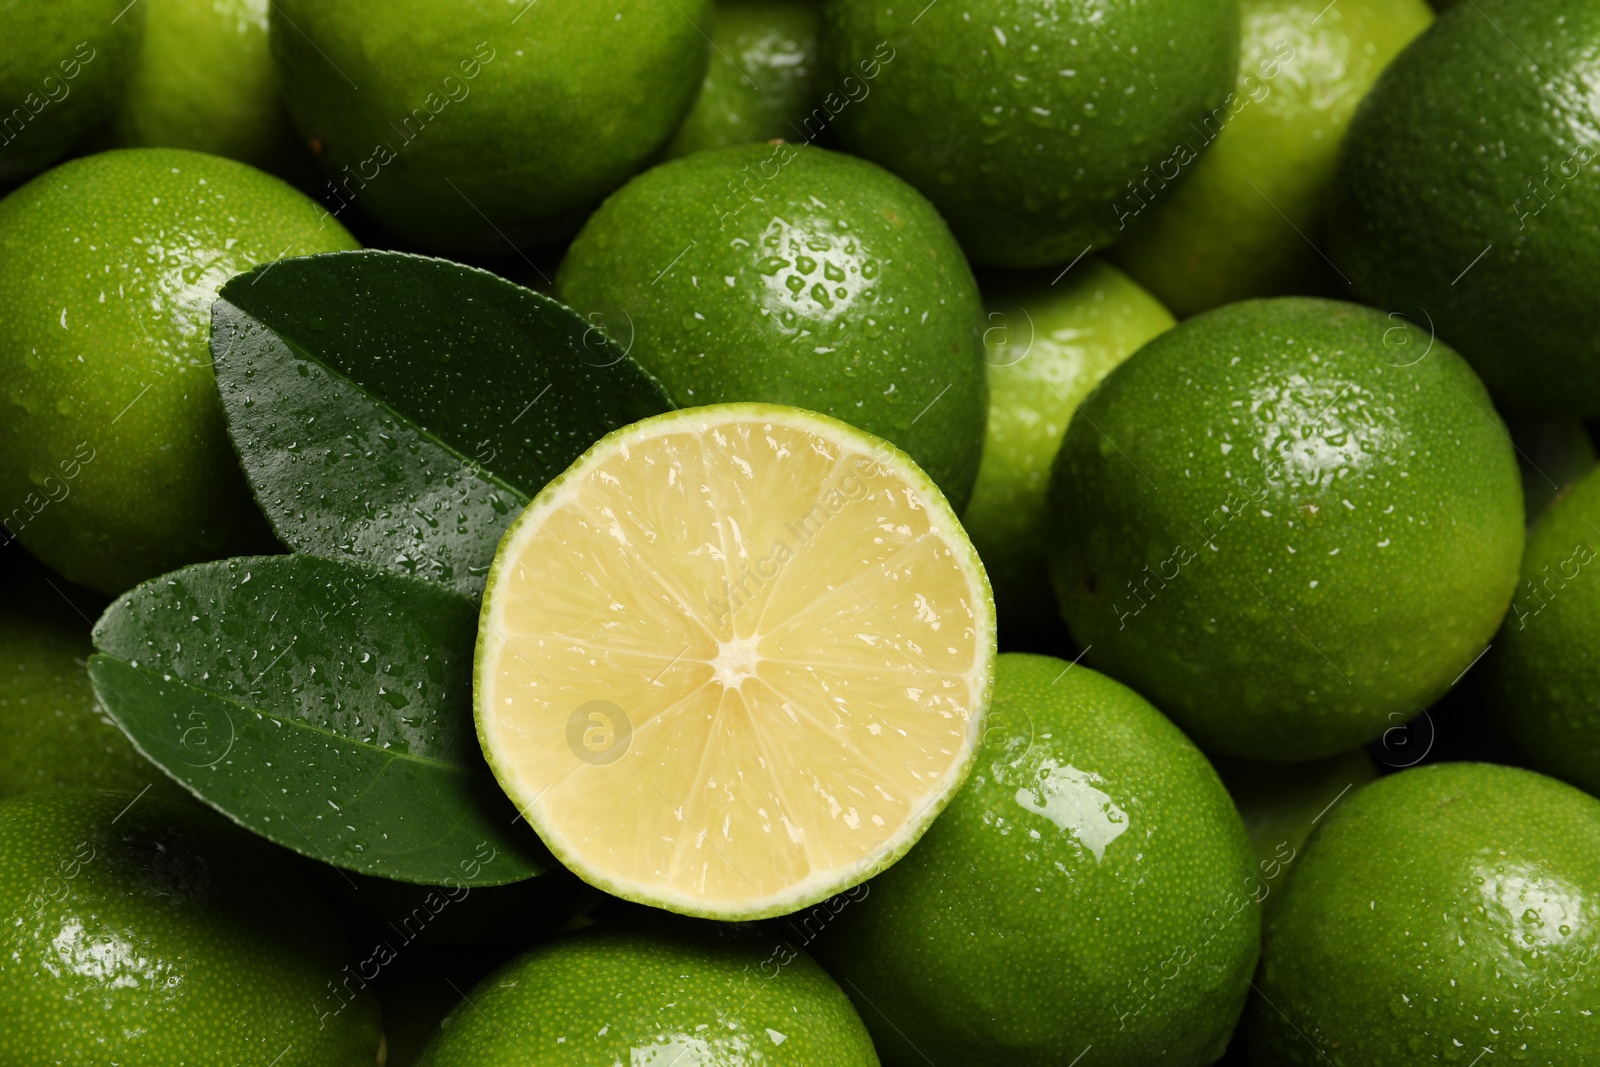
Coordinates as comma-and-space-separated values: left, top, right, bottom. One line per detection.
1330, 0, 1600, 415
666, 0, 821, 159
0, 148, 357, 594
1248, 762, 1600, 1063
812, 653, 1259, 1065
1485, 464, 1600, 797
963, 260, 1173, 632
476, 404, 995, 920
0, 788, 381, 1064
818, 0, 1238, 268
1047, 297, 1523, 761
1110, 0, 1433, 317
0, 575, 170, 798
0, 0, 141, 186
112, 0, 307, 178
270, 0, 712, 255
1513, 421, 1596, 522
557, 143, 987, 510
415, 917, 878, 1065
1211, 748, 1376, 891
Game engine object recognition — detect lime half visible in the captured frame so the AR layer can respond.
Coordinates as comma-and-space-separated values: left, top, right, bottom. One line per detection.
476, 404, 996, 919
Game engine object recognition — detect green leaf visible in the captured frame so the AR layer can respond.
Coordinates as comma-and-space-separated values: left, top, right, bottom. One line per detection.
88, 554, 551, 886
210, 249, 672, 597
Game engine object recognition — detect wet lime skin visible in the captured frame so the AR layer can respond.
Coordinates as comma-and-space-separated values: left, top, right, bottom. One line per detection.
666, 0, 821, 159
0, 148, 356, 594
557, 143, 987, 510
1330, 0, 1600, 416
1485, 464, 1600, 797
1249, 762, 1600, 1064
271, 0, 712, 255
0, 789, 381, 1065
813, 654, 1259, 1066
416, 918, 879, 1065
818, 0, 1239, 268
0, 0, 141, 186
1048, 298, 1523, 761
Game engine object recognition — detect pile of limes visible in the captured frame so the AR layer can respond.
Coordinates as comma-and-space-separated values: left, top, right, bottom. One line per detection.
3, 0, 1599, 1064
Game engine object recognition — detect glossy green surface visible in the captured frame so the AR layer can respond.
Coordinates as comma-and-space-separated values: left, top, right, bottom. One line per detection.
963, 260, 1173, 632
1331, 0, 1600, 415
1249, 762, 1600, 1064
818, 0, 1238, 268
0, 788, 381, 1064
0, 148, 357, 595
1111, 0, 1432, 317
1212, 748, 1376, 877
415, 918, 879, 1065
0, 0, 141, 185
1486, 465, 1600, 797
1513, 421, 1596, 523
0, 585, 165, 798
90, 554, 551, 885
270, 0, 712, 255
813, 654, 1259, 1066
113, 0, 305, 176
1048, 298, 1524, 761
212, 250, 672, 597
557, 143, 987, 511
666, 0, 820, 159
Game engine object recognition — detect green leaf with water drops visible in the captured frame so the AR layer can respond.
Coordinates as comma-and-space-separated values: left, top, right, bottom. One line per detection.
87, 553, 553, 886
210, 249, 673, 598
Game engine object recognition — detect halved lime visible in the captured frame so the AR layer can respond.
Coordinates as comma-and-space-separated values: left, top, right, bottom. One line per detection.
476, 404, 995, 919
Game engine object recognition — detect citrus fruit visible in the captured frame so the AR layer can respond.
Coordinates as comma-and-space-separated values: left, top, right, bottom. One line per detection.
556, 143, 987, 510
1330, 0, 1600, 415
1047, 297, 1523, 761
1514, 420, 1595, 522
962, 259, 1173, 633
1211, 747, 1375, 891
0, 571, 170, 798
0, 0, 141, 186
812, 653, 1259, 1066
666, 0, 821, 159
0, 788, 381, 1064
112, 0, 306, 178
1484, 464, 1600, 797
270, 0, 712, 255
817, 0, 1239, 268
475, 404, 996, 920
0, 148, 357, 594
1110, 0, 1433, 317
1248, 762, 1600, 1063
415, 917, 879, 1065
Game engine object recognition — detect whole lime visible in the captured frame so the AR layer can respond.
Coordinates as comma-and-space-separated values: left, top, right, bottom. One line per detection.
0, 148, 357, 594
812, 653, 1259, 1066
271, 0, 712, 255
1484, 464, 1600, 797
1110, 0, 1433, 317
1211, 748, 1376, 885
1248, 762, 1600, 1063
113, 0, 307, 178
666, 0, 820, 160
1330, 0, 1600, 415
557, 144, 987, 509
818, 0, 1238, 268
1513, 420, 1596, 522
0, 0, 141, 186
1047, 297, 1523, 761
963, 260, 1173, 632
0, 789, 381, 1064
415, 917, 879, 1065
0, 581, 167, 798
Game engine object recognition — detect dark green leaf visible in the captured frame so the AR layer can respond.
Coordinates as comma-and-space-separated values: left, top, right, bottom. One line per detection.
211, 249, 672, 597
88, 554, 551, 886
